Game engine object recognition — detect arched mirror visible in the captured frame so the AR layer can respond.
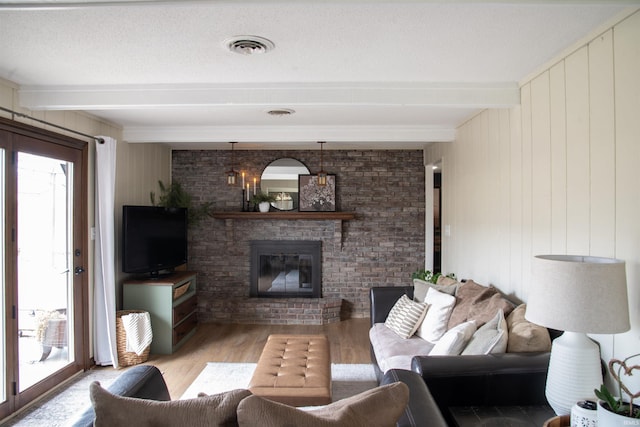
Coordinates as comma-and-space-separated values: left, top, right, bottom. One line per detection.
260, 158, 310, 211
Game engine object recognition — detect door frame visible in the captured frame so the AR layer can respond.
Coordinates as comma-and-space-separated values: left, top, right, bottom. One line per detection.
424, 154, 444, 274
0, 116, 90, 418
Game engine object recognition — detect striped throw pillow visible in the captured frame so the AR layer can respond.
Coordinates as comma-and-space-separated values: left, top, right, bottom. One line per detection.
384, 295, 429, 339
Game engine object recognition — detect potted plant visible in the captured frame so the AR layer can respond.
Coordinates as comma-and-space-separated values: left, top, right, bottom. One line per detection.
594, 353, 640, 426
251, 192, 276, 212
411, 268, 456, 284
150, 180, 212, 225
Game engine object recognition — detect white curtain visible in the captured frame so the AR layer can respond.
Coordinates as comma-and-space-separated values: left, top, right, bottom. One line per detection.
94, 136, 118, 367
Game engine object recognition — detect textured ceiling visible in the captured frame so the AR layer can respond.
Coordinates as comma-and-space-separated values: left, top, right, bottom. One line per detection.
0, 1, 636, 149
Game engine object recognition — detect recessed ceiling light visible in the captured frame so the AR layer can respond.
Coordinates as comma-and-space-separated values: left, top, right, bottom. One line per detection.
225, 35, 275, 55
266, 109, 295, 116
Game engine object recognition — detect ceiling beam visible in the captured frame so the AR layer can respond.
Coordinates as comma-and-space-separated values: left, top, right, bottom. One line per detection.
3, 0, 639, 9
19, 82, 519, 110
123, 124, 455, 146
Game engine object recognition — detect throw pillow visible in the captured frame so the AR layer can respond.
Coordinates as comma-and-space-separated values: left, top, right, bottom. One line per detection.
506, 304, 552, 352
236, 381, 409, 427
447, 280, 515, 329
468, 292, 515, 328
415, 287, 456, 343
436, 275, 459, 287
461, 309, 508, 355
413, 278, 457, 301
89, 381, 251, 427
428, 320, 477, 356
384, 294, 429, 339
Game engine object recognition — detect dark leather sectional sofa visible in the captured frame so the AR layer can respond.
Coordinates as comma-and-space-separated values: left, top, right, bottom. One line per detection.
370, 286, 555, 426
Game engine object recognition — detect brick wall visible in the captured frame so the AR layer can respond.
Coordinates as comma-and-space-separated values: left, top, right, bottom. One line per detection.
172, 149, 425, 323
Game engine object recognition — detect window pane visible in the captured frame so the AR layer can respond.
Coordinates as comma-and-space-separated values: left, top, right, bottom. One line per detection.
17, 153, 74, 391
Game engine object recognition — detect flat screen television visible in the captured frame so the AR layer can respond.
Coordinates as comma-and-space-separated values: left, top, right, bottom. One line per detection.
122, 205, 188, 277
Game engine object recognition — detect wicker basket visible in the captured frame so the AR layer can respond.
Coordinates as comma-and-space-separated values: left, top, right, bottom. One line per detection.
173, 281, 191, 300
116, 310, 151, 367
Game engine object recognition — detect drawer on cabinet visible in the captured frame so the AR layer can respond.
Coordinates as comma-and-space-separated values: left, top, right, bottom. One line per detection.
173, 294, 197, 324
173, 313, 197, 346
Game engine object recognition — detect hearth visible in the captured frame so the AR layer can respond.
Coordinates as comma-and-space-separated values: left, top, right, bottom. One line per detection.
250, 240, 321, 298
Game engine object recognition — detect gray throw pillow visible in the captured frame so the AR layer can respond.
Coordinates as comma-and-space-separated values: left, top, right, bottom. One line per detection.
413, 278, 458, 301
462, 309, 508, 355
90, 381, 251, 427
237, 381, 409, 427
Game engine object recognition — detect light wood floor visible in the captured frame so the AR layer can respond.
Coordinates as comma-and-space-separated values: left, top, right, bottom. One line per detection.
121, 318, 372, 399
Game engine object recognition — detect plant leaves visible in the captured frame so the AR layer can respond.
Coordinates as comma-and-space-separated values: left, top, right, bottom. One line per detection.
150, 180, 212, 225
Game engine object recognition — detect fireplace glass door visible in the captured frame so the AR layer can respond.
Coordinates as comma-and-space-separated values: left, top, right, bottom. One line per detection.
258, 254, 313, 295
250, 240, 321, 298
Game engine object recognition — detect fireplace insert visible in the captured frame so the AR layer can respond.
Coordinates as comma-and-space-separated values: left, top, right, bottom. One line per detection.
250, 240, 321, 298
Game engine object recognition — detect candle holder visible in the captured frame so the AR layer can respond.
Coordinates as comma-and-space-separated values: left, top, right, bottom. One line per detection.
242, 189, 250, 212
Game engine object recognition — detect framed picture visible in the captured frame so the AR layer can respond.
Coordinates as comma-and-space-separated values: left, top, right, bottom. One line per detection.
298, 174, 336, 212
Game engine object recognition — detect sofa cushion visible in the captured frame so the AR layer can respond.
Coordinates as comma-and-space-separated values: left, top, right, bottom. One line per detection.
436, 275, 459, 287
369, 323, 435, 372
236, 381, 409, 427
413, 278, 457, 300
506, 304, 552, 353
89, 381, 250, 427
429, 320, 477, 356
447, 280, 515, 329
462, 309, 508, 355
415, 287, 456, 343
384, 294, 428, 339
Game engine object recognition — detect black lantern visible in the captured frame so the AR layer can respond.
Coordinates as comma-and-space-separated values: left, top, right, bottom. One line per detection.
226, 141, 239, 185
317, 141, 327, 186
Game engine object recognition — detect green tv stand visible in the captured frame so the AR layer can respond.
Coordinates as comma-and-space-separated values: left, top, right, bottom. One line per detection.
123, 271, 197, 354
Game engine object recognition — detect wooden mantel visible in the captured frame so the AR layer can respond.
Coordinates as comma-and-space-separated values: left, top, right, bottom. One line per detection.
212, 211, 356, 249
212, 212, 356, 220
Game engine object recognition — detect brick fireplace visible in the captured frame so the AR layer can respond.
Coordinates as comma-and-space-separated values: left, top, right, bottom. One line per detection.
171, 149, 426, 325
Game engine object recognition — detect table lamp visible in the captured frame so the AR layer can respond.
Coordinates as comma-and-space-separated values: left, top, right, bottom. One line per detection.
525, 255, 630, 415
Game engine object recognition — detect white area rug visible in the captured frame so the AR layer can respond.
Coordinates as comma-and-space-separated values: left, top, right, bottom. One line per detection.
181, 362, 378, 402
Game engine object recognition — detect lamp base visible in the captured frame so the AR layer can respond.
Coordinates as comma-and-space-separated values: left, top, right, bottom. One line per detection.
546, 331, 602, 416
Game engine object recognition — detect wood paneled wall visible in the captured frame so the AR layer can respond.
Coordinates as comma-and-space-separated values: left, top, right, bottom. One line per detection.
113, 141, 171, 295
425, 10, 640, 387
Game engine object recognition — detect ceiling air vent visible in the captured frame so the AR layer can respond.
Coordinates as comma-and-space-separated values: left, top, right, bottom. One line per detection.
267, 109, 295, 116
226, 36, 275, 55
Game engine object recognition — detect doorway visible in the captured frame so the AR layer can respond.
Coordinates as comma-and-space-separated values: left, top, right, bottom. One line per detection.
433, 169, 442, 273
425, 159, 443, 274
0, 119, 89, 419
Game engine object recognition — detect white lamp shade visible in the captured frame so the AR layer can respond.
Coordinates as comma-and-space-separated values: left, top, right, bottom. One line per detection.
526, 255, 630, 334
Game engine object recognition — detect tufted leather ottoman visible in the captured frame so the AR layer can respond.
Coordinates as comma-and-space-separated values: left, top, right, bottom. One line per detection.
248, 334, 331, 407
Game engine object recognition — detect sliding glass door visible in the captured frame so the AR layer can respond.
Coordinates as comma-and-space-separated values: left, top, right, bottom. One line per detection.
0, 120, 89, 419
17, 152, 76, 390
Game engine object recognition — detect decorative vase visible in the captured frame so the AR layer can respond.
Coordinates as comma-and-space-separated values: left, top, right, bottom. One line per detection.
597, 400, 640, 427
258, 202, 270, 213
